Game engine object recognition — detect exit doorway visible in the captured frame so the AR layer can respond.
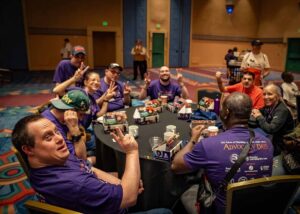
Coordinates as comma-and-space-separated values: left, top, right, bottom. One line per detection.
92, 31, 116, 68
152, 33, 165, 68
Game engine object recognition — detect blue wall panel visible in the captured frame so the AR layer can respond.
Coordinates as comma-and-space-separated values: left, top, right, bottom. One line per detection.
123, 0, 147, 68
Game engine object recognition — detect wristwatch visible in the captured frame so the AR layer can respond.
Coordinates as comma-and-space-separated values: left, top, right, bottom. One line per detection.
70, 132, 84, 143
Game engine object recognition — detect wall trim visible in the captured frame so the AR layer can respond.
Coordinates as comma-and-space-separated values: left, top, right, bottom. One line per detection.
28, 27, 86, 36
192, 34, 283, 43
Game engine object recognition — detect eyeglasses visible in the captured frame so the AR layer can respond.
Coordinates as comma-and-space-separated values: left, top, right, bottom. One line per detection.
109, 69, 121, 76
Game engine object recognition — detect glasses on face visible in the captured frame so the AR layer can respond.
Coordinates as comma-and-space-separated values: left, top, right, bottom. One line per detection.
109, 69, 121, 76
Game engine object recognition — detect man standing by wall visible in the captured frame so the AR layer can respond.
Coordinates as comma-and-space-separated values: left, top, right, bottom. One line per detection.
131, 40, 147, 81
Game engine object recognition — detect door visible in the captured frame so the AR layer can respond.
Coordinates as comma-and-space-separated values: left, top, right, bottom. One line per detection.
286, 38, 300, 73
93, 32, 116, 68
169, 0, 191, 67
152, 33, 164, 68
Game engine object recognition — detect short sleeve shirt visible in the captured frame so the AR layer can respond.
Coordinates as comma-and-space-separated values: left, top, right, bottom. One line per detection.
30, 154, 125, 214
147, 79, 181, 102
94, 78, 125, 112
226, 83, 264, 109
184, 127, 273, 211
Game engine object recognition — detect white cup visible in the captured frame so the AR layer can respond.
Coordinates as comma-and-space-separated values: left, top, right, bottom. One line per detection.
128, 125, 139, 138
164, 131, 175, 142
207, 126, 218, 137
166, 125, 176, 133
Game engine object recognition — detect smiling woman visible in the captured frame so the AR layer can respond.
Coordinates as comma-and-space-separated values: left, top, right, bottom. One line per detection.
250, 83, 294, 156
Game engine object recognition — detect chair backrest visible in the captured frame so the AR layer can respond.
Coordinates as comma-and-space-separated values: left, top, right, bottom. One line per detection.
12, 147, 82, 214
226, 175, 300, 214
12, 146, 30, 178
25, 200, 82, 214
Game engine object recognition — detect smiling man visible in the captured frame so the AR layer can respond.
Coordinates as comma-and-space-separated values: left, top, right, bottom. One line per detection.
216, 70, 264, 109
139, 66, 189, 102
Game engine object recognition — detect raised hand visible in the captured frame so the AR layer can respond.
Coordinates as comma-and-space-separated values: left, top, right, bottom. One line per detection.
176, 68, 183, 84
105, 81, 117, 100
190, 125, 206, 144
216, 71, 222, 79
124, 81, 132, 95
64, 110, 79, 130
110, 128, 138, 154
144, 72, 151, 87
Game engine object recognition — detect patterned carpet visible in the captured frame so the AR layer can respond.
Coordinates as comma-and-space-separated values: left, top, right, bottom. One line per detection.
0, 67, 299, 213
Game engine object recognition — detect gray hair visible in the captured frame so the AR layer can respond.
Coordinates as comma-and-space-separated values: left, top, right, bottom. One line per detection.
224, 92, 252, 119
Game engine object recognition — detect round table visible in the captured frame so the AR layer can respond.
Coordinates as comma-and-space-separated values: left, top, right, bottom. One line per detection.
93, 107, 198, 211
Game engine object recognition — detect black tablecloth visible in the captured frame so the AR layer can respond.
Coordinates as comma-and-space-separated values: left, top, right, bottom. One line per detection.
93, 107, 197, 211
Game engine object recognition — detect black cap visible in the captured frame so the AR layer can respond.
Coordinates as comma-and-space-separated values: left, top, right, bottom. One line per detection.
251, 39, 263, 46
107, 63, 123, 72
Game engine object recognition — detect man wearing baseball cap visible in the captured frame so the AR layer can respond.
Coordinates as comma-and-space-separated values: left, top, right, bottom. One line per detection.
41, 89, 91, 161
94, 63, 132, 112
240, 39, 271, 87
53, 45, 89, 96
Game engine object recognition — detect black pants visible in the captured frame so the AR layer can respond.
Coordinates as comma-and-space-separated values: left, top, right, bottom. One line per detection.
133, 60, 147, 80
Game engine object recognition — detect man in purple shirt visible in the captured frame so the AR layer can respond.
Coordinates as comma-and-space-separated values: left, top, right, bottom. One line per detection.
41, 89, 90, 162
94, 63, 131, 112
139, 66, 189, 102
53, 45, 88, 93
12, 115, 141, 214
171, 92, 273, 214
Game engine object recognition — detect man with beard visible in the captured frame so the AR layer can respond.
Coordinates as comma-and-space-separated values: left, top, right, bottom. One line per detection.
138, 66, 189, 102
216, 70, 264, 109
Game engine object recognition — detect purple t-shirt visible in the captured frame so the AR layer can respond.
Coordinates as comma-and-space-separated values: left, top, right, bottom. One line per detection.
30, 154, 125, 214
184, 127, 273, 213
53, 60, 77, 84
94, 78, 125, 112
147, 79, 181, 102
41, 109, 75, 155
81, 93, 100, 129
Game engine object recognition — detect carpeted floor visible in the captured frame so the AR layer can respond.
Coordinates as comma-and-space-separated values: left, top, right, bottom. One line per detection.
0, 67, 299, 213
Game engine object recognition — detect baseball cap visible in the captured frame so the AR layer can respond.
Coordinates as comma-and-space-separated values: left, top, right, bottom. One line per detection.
251, 39, 263, 46
72, 45, 86, 56
51, 90, 90, 112
107, 63, 123, 72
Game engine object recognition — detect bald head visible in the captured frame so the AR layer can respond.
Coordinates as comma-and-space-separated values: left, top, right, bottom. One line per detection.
223, 92, 252, 120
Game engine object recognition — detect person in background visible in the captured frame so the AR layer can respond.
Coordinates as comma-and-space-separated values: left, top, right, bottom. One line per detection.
94, 63, 132, 112
41, 90, 91, 162
240, 39, 271, 87
281, 72, 299, 120
139, 66, 189, 102
12, 115, 141, 213
131, 40, 147, 81
60, 38, 72, 60
53, 45, 88, 93
215, 70, 264, 109
224, 49, 236, 79
251, 83, 294, 156
171, 92, 273, 214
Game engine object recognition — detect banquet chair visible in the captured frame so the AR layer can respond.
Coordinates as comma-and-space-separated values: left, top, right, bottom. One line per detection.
12, 147, 82, 214
226, 175, 300, 214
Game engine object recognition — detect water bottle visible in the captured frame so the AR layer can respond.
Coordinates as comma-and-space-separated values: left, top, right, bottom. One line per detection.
213, 94, 220, 115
